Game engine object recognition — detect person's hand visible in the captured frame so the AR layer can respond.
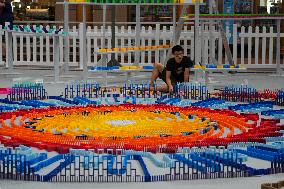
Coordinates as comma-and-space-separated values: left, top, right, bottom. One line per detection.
168, 85, 174, 93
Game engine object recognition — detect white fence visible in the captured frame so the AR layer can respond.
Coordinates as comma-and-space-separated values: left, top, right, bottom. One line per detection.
0, 29, 5, 66
0, 24, 283, 69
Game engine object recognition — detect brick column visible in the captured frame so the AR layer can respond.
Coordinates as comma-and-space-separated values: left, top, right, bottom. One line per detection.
92, 5, 128, 23
76, 4, 93, 23
55, 0, 77, 26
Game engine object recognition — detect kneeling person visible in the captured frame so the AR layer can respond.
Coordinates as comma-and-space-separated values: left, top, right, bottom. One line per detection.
150, 45, 194, 92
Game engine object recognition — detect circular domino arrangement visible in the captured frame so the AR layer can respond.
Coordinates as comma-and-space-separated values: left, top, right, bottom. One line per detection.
0, 83, 283, 182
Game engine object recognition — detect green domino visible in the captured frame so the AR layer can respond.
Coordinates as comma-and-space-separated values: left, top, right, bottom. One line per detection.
36, 26, 40, 33
24, 26, 30, 32
62, 32, 68, 36
13, 26, 19, 31
36, 27, 43, 33
49, 29, 55, 33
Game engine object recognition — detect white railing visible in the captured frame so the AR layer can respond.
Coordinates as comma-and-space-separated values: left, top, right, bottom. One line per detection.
0, 24, 283, 69
8, 25, 65, 67
239, 25, 284, 68
0, 28, 5, 66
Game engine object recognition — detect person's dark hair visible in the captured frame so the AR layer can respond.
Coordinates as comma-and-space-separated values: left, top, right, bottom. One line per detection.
172, 45, 184, 54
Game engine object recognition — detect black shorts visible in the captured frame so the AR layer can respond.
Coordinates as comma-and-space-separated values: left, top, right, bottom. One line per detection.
158, 68, 177, 86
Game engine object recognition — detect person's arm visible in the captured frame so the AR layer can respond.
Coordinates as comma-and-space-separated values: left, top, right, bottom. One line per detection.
166, 70, 173, 92
184, 68, 190, 82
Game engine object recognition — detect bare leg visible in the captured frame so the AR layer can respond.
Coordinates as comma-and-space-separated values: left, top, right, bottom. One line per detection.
150, 62, 164, 87
147, 84, 169, 93
155, 84, 169, 93
148, 63, 171, 93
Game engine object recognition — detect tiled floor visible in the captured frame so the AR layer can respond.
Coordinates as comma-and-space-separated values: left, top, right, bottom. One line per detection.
1, 174, 284, 189
1, 67, 284, 93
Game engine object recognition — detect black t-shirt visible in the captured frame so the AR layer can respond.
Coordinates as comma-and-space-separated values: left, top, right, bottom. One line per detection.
166, 56, 194, 82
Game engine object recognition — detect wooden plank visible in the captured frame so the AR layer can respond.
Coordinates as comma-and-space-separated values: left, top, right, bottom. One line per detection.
233, 24, 238, 65
254, 26, 259, 65
87, 26, 91, 65
147, 26, 153, 64
248, 26, 252, 65
121, 26, 125, 64
20, 34, 23, 62
13, 34, 17, 63
241, 26, 245, 65
127, 26, 132, 64
40, 30, 44, 64
261, 26, 267, 65
269, 26, 274, 65
204, 25, 209, 64
218, 32, 222, 64
155, 24, 160, 63
141, 26, 146, 64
